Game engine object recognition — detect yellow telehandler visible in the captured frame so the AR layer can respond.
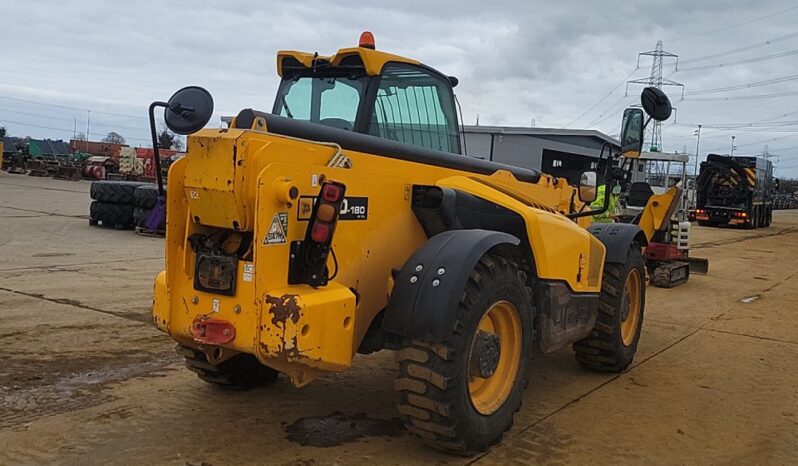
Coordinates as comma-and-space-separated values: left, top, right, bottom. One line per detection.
150, 32, 672, 454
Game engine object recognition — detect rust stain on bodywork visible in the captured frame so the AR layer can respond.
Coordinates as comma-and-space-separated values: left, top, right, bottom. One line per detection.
265, 294, 302, 328
265, 294, 304, 361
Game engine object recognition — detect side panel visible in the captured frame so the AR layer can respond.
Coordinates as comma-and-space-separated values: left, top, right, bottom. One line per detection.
436, 175, 605, 293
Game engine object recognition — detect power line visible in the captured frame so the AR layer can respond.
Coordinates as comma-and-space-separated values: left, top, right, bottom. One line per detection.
683, 91, 798, 101
684, 73, 798, 95
565, 67, 638, 128
666, 6, 798, 42
0, 94, 144, 120
1, 118, 150, 143
586, 93, 634, 128
679, 31, 798, 65
676, 49, 798, 72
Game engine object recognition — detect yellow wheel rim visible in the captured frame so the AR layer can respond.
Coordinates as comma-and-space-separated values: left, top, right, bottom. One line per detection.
620, 269, 642, 347
468, 300, 522, 415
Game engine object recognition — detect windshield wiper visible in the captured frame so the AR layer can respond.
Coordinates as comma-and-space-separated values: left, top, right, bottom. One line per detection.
280, 94, 294, 119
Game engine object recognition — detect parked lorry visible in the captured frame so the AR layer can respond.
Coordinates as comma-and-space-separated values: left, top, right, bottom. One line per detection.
694, 154, 773, 228
149, 33, 672, 454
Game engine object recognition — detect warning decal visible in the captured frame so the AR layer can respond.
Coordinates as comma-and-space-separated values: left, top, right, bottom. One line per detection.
263, 212, 288, 245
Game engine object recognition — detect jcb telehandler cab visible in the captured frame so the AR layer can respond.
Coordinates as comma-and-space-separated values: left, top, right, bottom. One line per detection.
150, 33, 672, 454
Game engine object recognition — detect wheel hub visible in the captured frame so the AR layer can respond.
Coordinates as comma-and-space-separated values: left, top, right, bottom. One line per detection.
470, 331, 501, 378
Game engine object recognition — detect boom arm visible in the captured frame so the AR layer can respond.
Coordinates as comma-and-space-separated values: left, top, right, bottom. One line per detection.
637, 185, 682, 242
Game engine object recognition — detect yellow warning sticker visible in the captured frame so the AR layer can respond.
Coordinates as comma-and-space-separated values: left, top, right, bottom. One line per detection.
263, 212, 288, 245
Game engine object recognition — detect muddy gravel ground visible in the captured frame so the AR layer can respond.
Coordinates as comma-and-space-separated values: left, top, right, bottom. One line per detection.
1, 174, 797, 465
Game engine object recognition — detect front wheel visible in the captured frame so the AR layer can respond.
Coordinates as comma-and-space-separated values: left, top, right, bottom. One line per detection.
394, 254, 534, 455
574, 244, 645, 372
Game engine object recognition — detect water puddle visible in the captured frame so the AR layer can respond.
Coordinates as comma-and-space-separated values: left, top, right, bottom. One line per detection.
285, 412, 404, 447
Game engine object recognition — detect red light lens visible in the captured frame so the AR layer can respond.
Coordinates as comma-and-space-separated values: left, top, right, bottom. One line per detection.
322, 184, 342, 203
311, 223, 331, 243
359, 31, 375, 49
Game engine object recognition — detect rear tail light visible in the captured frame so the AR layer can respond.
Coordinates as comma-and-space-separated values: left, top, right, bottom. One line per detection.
322, 183, 343, 202
311, 223, 331, 243
290, 181, 347, 287
316, 203, 336, 222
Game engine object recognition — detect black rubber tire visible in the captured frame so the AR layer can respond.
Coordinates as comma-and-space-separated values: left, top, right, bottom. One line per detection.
133, 184, 162, 209
134, 207, 147, 228
89, 201, 135, 229
90, 180, 147, 203
394, 253, 534, 455
573, 244, 645, 372
178, 346, 279, 390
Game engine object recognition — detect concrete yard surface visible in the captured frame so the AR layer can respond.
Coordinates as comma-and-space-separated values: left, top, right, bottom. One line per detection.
1, 174, 797, 465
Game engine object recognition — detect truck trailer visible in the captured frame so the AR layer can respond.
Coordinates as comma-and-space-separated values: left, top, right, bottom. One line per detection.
695, 154, 773, 228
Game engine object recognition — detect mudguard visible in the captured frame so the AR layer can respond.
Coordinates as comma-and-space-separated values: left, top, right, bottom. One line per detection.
383, 229, 520, 341
587, 222, 647, 264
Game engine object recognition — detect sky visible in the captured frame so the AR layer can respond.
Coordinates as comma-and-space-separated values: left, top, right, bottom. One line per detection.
2, 0, 798, 176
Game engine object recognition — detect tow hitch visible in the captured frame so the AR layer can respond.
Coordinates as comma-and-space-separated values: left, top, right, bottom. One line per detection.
191, 317, 236, 345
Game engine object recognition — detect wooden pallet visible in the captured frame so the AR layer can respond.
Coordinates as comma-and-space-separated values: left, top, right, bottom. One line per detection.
135, 226, 165, 237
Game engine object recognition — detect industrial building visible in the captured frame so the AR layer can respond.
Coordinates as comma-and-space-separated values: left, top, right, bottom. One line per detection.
461, 125, 622, 184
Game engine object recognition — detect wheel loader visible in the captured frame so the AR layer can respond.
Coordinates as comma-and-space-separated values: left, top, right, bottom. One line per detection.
150, 32, 672, 454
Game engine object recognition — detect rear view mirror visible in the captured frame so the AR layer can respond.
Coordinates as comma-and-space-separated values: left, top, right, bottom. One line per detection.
579, 171, 597, 203
164, 86, 214, 135
620, 108, 644, 158
641, 87, 672, 121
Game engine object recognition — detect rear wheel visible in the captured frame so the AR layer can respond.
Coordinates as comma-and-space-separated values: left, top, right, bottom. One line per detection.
394, 254, 534, 455
179, 345, 279, 390
574, 244, 645, 372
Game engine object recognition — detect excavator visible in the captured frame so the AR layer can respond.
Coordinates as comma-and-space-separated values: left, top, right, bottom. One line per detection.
149, 32, 675, 454
617, 148, 709, 287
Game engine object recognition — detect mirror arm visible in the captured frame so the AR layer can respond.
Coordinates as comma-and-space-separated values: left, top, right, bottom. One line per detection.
149, 101, 169, 196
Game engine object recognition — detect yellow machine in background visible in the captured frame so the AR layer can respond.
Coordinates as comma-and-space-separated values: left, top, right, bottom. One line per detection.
150, 33, 673, 454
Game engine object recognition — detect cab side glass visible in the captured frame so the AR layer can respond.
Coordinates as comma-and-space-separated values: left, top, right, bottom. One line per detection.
620, 108, 644, 158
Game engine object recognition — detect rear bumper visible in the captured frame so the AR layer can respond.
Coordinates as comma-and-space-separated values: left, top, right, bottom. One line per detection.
152, 268, 357, 386
694, 207, 749, 226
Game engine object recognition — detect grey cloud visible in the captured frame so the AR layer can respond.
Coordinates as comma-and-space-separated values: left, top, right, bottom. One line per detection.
2, 0, 797, 175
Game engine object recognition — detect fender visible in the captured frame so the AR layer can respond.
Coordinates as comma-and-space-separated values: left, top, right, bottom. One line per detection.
587, 222, 647, 264
383, 229, 520, 341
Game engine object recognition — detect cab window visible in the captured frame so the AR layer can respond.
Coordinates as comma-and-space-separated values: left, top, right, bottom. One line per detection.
276, 76, 365, 131
369, 64, 460, 153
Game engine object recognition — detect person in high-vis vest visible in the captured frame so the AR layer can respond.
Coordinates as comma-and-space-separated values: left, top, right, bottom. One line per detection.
591, 184, 621, 223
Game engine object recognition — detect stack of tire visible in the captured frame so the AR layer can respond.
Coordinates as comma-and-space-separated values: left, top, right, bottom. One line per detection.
133, 184, 166, 232
89, 181, 146, 229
